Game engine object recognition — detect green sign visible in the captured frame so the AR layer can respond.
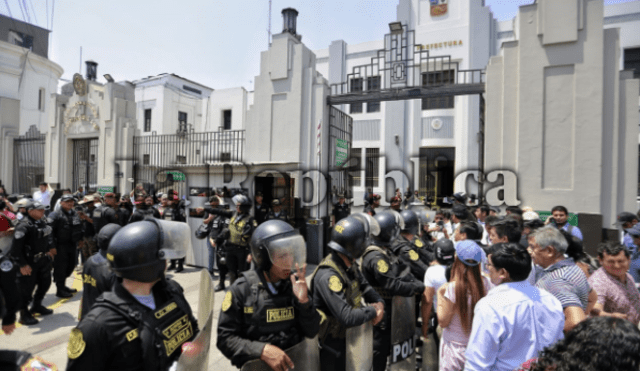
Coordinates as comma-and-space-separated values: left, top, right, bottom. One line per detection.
168, 171, 186, 182
97, 186, 114, 196
536, 211, 578, 227
335, 139, 348, 166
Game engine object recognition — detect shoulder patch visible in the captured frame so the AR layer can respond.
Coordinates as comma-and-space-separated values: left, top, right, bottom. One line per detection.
67, 328, 86, 359
414, 239, 424, 248
409, 250, 420, 261
14, 230, 25, 239
222, 291, 232, 312
252, 220, 258, 227
126, 328, 139, 342
376, 259, 389, 274
328, 275, 343, 292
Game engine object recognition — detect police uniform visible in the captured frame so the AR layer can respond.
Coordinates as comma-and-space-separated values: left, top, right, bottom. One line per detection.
92, 205, 119, 234
216, 269, 321, 368
79, 251, 116, 320
332, 202, 350, 225
0, 250, 21, 328
128, 206, 161, 223
49, 208, 84, 292
79, 204, 97, 261
254, 203, 270, 225
164, 203, 187, 270
10, 215, 54, 312
311, 252, 383, 371
361, 245, 425, 371
265, 209, 290, 224
413, 235, 435, 265
67, 278, 198, 371
390, 235, 429, 281
205, 207, 229, 281
116, 206, 131, 227
208, 208, 257, 284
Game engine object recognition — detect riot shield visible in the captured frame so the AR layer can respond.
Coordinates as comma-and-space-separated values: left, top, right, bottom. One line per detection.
345, 320, 373, 371
389, 295, 416, 371
241, 336, 320, 371
175, 269, 215, 370
0, 235, 12, 254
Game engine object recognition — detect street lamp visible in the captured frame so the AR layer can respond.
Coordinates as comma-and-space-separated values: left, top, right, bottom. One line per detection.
103, 74, 114, 83
389, 22, 403, 34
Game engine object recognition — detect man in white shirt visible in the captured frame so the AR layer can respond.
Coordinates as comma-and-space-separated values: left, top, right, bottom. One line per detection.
33, 182, 54, 209
465, 243, 564, 371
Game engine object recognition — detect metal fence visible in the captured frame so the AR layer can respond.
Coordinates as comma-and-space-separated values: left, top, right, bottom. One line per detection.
327, 106, 353, 214
133, 130, 245, 192
12, 125, 45, 194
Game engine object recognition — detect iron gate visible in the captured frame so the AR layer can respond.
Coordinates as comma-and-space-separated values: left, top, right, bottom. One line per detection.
327, 106, 353, 214
72, 139, 99, 193
12, 125, 45, 194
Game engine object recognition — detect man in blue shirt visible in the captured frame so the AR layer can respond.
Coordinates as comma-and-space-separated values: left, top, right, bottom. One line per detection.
624, 222, 640, 287
549, 205, 583, 240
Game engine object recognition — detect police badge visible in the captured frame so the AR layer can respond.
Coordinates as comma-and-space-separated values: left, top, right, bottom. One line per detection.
430, 0, 448, 17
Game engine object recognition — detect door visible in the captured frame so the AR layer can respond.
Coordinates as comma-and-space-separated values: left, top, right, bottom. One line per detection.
419, 147, 455, 208
73, 139, 98, 193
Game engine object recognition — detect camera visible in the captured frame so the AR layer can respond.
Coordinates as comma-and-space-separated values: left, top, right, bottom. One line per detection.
548, 217, 556, 224
437, 220, 444, 227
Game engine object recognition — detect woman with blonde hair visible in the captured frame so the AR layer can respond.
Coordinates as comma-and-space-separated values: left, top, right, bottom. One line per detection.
436, 240, 492, 371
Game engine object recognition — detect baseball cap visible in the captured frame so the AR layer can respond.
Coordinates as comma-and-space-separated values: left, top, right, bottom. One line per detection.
60, 194, 75, 202
435, 239, 456, 264
255, 191, 263, 197
390, 196, 401, 203
614, 212, 637, 226
626, 223, 640, 237
104, 192, 116, 198
14, 198, 31, 208
522, 211, 540, 221
26, 201, 46, 210
452, 192, 467, 203
455, 240, 483, 266
271, 199, 281, 206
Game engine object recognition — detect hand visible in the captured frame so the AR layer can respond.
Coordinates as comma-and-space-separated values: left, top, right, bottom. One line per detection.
610, 312, 628, 320
290, 263, 308, 304
2, 323, 16, 335
196, 207, 204, 213
204, 215, 214, 223
20, 265, 32, 276
260, 344, 294, 371
49, 248, 57, 257
421, 322, 430, 338
371, 302, 384, 326
246, 254, 252, 264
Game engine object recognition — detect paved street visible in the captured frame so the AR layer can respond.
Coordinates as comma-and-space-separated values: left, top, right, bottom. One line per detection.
2, 264, 316, 370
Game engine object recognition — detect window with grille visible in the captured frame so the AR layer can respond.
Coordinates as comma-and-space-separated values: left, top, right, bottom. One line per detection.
176, 155, 187, 164
143, 154, 150, 165
38, 88, 45, 112
223, 110, 232, 130
221, 152, 231, 162
365, 148, 379, 188
144, 109, 152, 132
178, 111, 188, 132
350, 78, 363, 114
349, 147, 362, 187
422, 70, 455, 110
367, 76, 381, 113
9, 30, 33, 50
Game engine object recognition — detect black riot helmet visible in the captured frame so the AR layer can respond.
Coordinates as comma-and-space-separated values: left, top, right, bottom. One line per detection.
328, 213, 381, 260
372, 210, 404, 247
400, 210, 420, 236
434, 238, 455, 265
250, 220, 306, 274
233, 194, 252, 214
107, 219, 190, 282
97, 223, 122, 252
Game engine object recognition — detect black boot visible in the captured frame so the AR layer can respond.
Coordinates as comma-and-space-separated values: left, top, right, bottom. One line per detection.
65, 286, 78, 293
214, 282, 226, 292
167, 261, 176, 271
19, 310, 39, 325
175, 262, 184, 273
56, 287, 73, 298
31, 301, 53, 316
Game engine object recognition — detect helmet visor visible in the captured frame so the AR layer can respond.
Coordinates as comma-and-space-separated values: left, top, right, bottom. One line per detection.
266, 234, 307, 271
388, 209, 405, 230
156, 219, 190, 260
351, 213, 381, 237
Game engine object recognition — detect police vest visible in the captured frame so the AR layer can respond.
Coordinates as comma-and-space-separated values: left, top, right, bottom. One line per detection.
310, 255, 363, 340
209, 214, 227, 239
362, 245, 409, 299
240, 270, 302, 350
93, 281, 196, 371
92, 206, 107, 234
228, 214, 251, 246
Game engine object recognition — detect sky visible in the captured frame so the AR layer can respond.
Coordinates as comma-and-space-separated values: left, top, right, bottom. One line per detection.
0, 0, 636, 91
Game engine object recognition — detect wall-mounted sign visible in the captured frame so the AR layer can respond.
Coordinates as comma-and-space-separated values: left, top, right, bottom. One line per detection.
416, 40, 462, 50
97, 186, 114, 196
167, 171, 186, 182
335, 138, 348, 166
430, 0, 448, 17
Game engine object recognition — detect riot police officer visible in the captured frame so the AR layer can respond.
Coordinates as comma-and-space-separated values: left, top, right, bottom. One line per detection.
49, 194, 84, 298
331, 193, 350, 226
266, 199, 290, 224
92, 192, 119, 235
217, 220, 320, 370
201, 196, 230, 291
11, 201, 55, 325
79, 223, 120, 320
128, 194, 161, 223
205, 195, 257, 284
1, 241, 20, 334
165, 193, 187, 272
390, 210, 431, 281
360, 211, 426, 371
311, 214, 384, 371
363, 194, 380, 216
66, 219, 198, 371
253, 191, 270, 225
